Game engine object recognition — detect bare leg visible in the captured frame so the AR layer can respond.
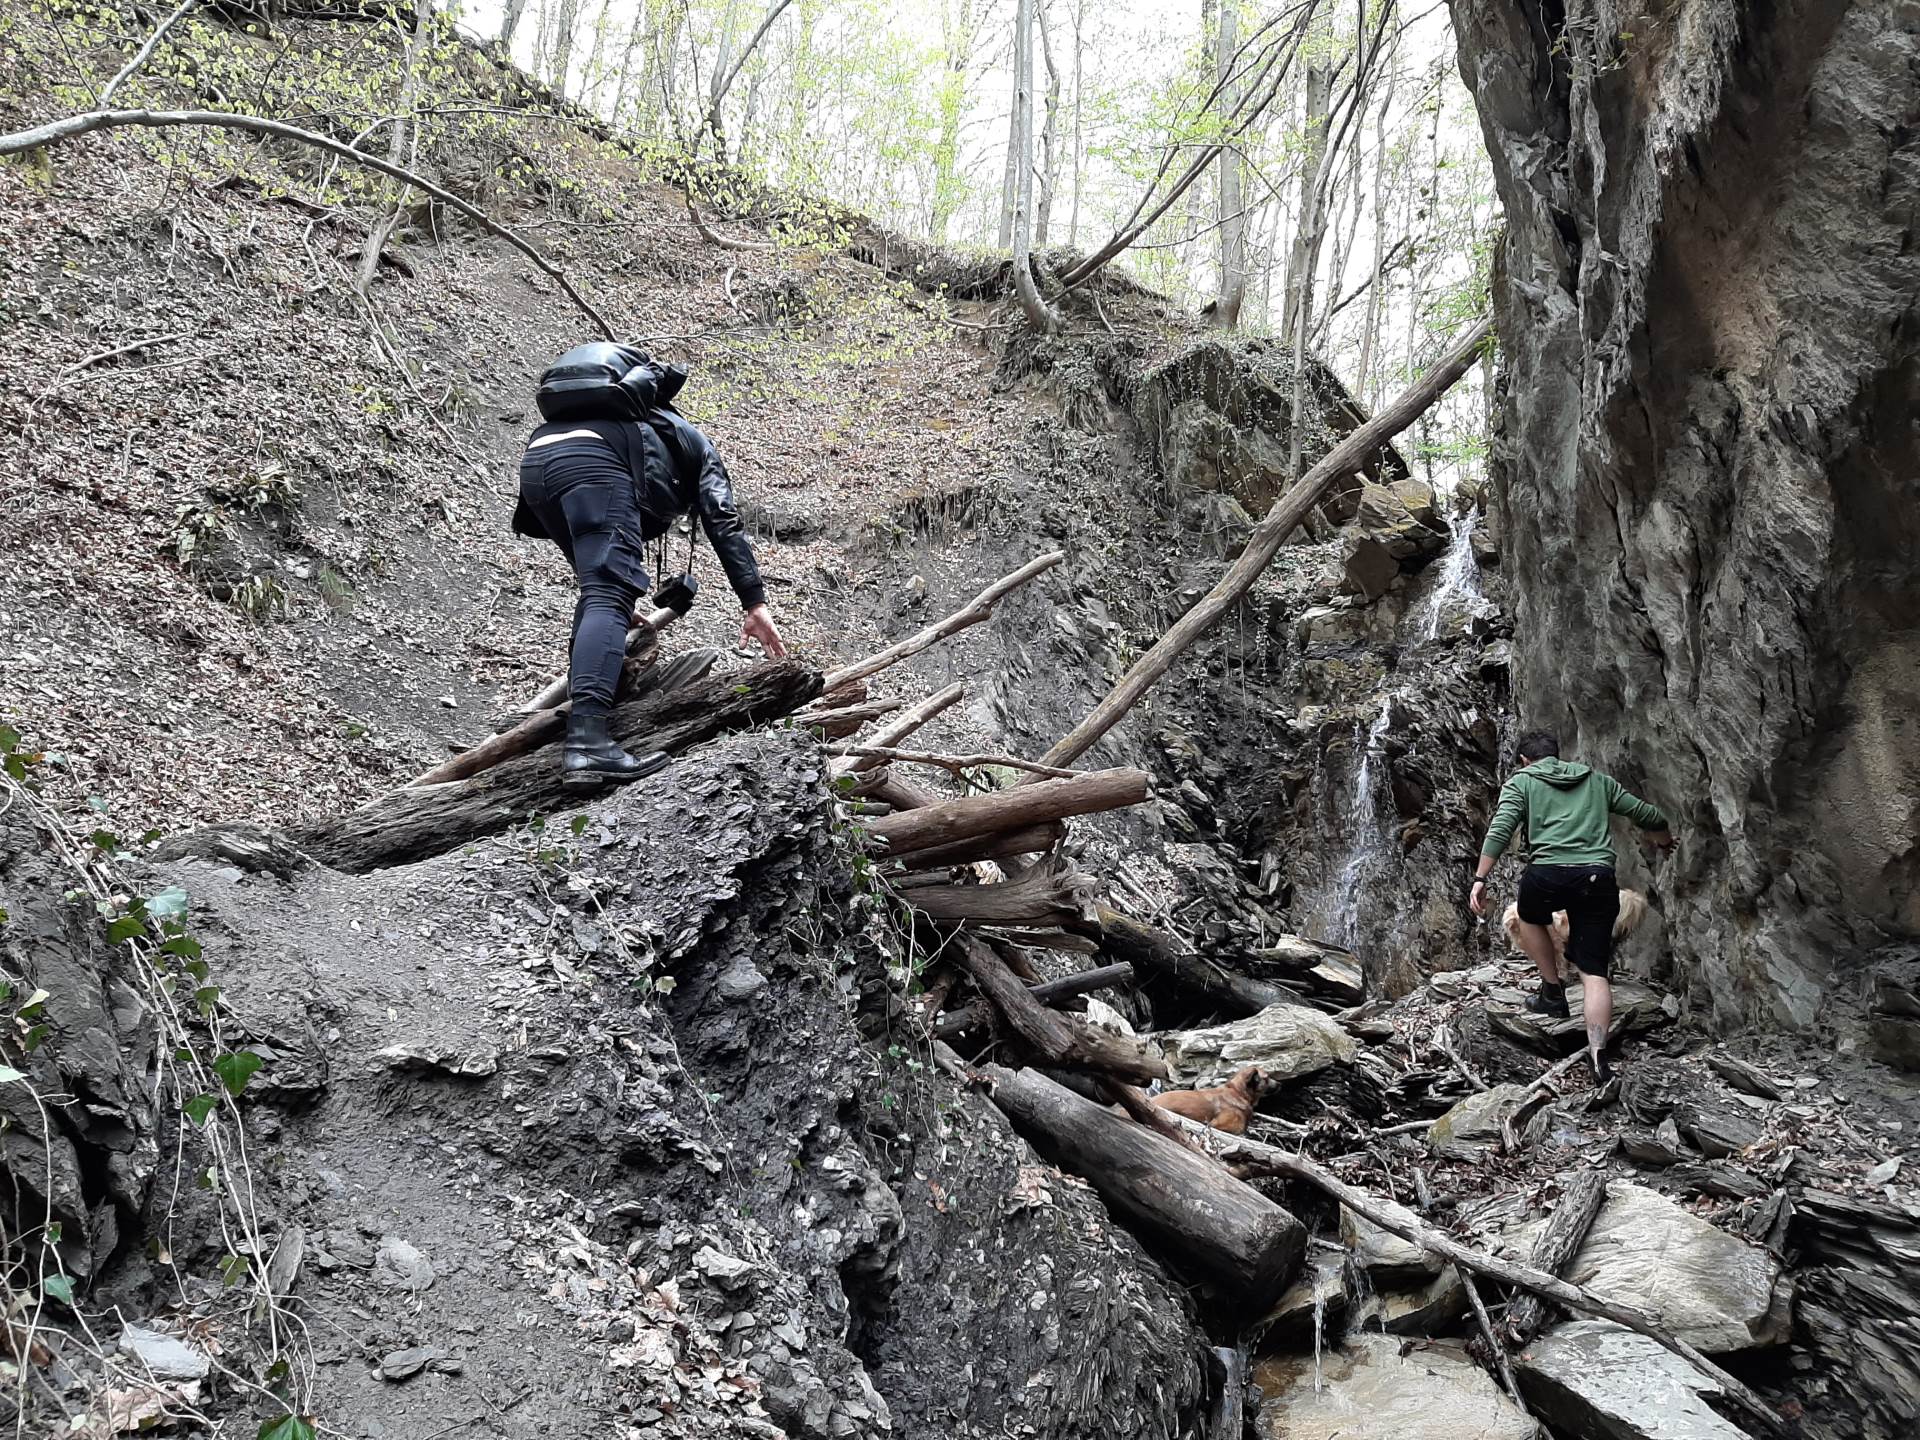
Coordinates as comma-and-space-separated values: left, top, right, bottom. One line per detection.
1583, 974, 1612, 1061
1513, 920, 1561, 986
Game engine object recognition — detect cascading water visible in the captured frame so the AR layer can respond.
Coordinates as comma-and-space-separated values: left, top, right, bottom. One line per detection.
1329, 697, 1394, 947
1410, 500, 1488, 642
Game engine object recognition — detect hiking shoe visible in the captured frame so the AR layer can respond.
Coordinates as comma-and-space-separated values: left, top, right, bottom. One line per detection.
1589, 1048, 1615, 1087
561, 714, 670, 788
1526, 985, 1571, 1019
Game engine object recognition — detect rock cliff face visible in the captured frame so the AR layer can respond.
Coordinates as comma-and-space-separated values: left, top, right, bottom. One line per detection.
1452, 0, 1920, 1028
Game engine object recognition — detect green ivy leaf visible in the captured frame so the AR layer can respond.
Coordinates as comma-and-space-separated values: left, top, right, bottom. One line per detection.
45, 1222, 61, 1245
258, 1414, 318, 1440
43, 1274, 74, 1305
88, 829, 119, 853
0, 724, 19, 753
194, 986, 221, 1017
106, 915, 146, 945
569, 814, 589, 836
219, 1253, 249, 1287
212, 1050, 264, 1096
161, 934, 203, 960
145, 885, 190, 922
22, 1024, 49, 1053
184, 1093, 219, 1128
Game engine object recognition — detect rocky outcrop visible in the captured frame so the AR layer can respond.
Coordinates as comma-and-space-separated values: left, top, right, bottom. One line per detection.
1451, 2, 1920, 1028
1151, 1002, 1357, 1084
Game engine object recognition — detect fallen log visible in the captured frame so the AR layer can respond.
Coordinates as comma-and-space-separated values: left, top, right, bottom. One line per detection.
904, 861, 1098, 930
951, 935, 1165, 1084
414, 647, 718, 787
859, 767, 946, 813
933, 961, 1133, 1040
834, 682, 965, 775
1038, 318, 1493, 770
890, 821, 1065, 871
518, 604, 677, 714
1096, 906, 1293, 1015
208, 659, 822, 873
828, 743, 1080, 780
798, 698, 904, 739
822, 553, 1064, 692
868, 768, 1148, 855
808, 677, 871, 710
980, 1062, 1305, 1312
1505, 1170, 1608, 1345
989, 927, 1101, 955
1167, 1117, 1788, 1438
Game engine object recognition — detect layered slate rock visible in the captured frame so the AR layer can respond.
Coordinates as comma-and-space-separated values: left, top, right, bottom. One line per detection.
1516, 1320, 1755, 1440
1340, 1195, 1443, 1287
1451, 1, 1920, 1029
1254, 1335, 1540, 1440
1151, 1002, 1356, 1085
1557, 1183, 1787, 1353
1428, 1083, 1532, 1161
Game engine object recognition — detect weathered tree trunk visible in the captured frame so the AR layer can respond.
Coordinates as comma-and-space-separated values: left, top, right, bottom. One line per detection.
1505, 1170, 1608, 1344
1034, 0, 1061, 246
1008, 0, 1057, 331
933, 961, 1132, 1040
156, 661, 821, 875
892, 821, 1065, 871
1096, 906, 1294, 1015
980, 1063, 1305, 1312
902, 859, 1096, 929
869, 768, 1147, 855
930, 0, 976, 242
1211, 0, 1247, 326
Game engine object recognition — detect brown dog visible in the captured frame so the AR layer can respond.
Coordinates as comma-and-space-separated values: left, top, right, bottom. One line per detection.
1501, 887, 1649, 965
1151, 1065, 1269, 1135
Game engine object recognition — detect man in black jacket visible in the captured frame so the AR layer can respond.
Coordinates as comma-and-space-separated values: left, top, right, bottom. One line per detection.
513, 407, 785, 786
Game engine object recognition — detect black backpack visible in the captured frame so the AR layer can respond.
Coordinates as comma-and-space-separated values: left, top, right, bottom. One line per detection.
536, 343, 688, 423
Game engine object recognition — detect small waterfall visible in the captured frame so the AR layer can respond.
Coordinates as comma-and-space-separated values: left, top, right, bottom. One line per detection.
1329, 697, 1394, 947
1410, 500, 1488, 642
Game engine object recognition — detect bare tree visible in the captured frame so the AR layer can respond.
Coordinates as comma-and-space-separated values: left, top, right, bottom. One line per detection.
1035, 0, 1061, 246
1068, 0, 1085, 245
500, 0, 531, 49
1010, 0, 1057, 331
1054, 1, 1320, 294
1211, 0, 1248, 326
701, 0, 796, 159
930, 0, 978, 243
1277, 59, 1332, 345
356, 0, 432, 295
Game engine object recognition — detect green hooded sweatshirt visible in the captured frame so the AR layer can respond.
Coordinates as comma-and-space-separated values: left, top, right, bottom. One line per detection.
1480, 758, 1669, 867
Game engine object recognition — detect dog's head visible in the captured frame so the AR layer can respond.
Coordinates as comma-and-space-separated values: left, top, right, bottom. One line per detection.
1228, 1065, 1271, 1101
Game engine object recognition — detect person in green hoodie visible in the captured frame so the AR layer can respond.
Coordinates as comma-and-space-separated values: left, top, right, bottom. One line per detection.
1469, 730, 1674, 1082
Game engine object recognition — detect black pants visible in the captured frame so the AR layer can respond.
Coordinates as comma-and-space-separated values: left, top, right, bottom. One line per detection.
1517, 864, 1620, 977
517, 442, 652, 720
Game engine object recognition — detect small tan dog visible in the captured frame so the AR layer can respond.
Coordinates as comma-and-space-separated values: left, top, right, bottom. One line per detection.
1501, 887, 1649, 963
1151, 1065, 1269, 1135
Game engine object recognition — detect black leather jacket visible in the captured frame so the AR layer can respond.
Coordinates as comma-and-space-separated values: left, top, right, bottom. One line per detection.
513, 410, 766, 611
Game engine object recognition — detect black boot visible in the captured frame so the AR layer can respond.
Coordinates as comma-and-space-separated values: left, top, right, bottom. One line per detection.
561, 712, 669, 788
1589, 1045, 1615, 1087
1526, 982, 1571, 1019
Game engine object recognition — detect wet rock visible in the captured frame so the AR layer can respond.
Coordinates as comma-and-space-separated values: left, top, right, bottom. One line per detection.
1516, 1320, 1753, 1439
1545, 1183, 1787, 1352
1352, 1265, 1466, 1335
1469, 521, 1499, 567
1260, 1251, 1349, 1345
1253, 1334, 1539, 1439
1153, 1003, 1357, 1085
118, 1324, 209, 1382
1340, 1196, 1442, 1286
1427, 1083, 1532, 1162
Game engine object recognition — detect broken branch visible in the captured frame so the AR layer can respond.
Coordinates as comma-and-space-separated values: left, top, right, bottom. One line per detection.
828, 744, 1079, 780
822, 552, 1064, 691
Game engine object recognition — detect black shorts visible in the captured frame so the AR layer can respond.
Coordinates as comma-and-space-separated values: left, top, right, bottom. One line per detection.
1516, 864, 1620, 978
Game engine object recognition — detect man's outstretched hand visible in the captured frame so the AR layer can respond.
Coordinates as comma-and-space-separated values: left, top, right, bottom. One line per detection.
741, 604, 787, 658
1468, 878, 1490, 917
1649, 829, 1677, 854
